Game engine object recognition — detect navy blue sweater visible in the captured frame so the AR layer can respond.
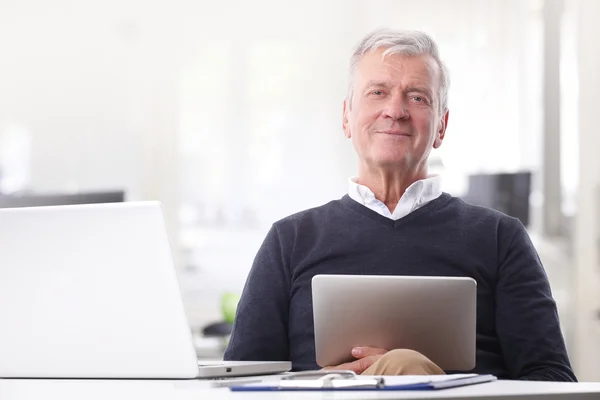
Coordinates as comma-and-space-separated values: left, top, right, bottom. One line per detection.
224, 194, 576, 381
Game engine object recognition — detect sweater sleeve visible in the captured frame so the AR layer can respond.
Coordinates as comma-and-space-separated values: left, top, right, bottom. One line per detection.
495, 218, 577, 381
223, 223, 291, 362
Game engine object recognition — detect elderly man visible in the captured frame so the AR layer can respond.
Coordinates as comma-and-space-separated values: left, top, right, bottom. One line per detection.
223, 29, 576, 381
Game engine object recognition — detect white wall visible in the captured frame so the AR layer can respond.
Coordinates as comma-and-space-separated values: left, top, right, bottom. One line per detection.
0, 1, 167, 198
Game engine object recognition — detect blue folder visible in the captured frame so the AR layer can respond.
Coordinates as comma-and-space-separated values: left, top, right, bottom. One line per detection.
230, 374, 497, 391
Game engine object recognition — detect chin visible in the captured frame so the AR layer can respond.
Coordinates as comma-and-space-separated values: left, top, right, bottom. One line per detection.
381, 147, 410, 160
371, 154, 410, 169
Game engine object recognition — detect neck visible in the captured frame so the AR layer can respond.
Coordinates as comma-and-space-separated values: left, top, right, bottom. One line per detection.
357, 163, 428, 213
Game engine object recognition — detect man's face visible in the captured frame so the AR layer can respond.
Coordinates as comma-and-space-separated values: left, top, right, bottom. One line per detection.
343, 49, 448, 171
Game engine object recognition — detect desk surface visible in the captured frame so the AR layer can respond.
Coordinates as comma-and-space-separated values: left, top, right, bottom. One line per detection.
2, 378, 600, 400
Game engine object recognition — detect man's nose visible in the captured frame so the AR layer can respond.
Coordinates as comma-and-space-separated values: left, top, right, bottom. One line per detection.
382, 97, 409, 120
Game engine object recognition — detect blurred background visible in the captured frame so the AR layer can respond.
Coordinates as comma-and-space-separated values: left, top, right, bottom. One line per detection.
0, 0, 599, 380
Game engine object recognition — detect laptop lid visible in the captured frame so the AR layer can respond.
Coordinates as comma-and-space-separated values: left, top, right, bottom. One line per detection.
0, 202, 199, 378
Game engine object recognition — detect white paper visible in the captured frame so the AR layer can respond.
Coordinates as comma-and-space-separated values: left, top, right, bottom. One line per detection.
374, 373, 478, 386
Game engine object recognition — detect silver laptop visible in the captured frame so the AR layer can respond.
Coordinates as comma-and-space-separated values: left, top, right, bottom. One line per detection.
312, 274, 476, 371
0, 202, 290, 379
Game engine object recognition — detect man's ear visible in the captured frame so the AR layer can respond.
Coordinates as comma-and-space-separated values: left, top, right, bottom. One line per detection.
433, 110, 449, 149
343, 100, 351, 139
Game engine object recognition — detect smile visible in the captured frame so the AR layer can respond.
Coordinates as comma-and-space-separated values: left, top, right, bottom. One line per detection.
377, 130, 412, 137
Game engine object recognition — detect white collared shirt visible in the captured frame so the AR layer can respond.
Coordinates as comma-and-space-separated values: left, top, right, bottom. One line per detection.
347, 175, 442, 220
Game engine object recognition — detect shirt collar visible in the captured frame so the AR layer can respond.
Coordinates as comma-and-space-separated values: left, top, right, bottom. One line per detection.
347, 175, 442, 218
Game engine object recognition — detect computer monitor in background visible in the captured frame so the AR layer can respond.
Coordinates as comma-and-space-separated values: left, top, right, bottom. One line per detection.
0, 191, 125, 208
461, 172, 531, 227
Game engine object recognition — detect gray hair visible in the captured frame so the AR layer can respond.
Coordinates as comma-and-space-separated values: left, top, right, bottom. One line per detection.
347, 29, 450, 115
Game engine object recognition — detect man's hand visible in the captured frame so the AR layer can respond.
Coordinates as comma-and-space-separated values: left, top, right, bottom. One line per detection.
322, 347, 388, 374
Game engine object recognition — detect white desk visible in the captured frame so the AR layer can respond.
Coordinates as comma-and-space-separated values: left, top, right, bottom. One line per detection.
2, 378, 600, 400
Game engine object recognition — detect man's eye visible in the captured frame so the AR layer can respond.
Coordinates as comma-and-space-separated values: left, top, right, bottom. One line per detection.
412, 96, 423, 102
372, 90, 384, 96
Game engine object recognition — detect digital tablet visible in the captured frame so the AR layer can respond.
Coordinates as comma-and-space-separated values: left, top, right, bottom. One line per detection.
312, 274, 476, 370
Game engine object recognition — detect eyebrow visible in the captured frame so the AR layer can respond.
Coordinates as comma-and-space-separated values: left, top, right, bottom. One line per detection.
405, 86, 434, 98
363, 81, 390, 89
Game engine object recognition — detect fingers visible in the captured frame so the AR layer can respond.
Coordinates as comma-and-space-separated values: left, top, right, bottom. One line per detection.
323, 355, 382, 374
351, 346, 388, 358
321, 347, 389, 374
355, 355, 380, 373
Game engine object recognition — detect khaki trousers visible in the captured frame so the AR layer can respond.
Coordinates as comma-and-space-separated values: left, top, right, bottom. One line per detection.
361, 349, 445, 376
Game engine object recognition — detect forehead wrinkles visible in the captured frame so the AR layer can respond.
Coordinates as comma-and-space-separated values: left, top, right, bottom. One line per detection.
384, 55, 437, 82
356, 52, 440, 98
